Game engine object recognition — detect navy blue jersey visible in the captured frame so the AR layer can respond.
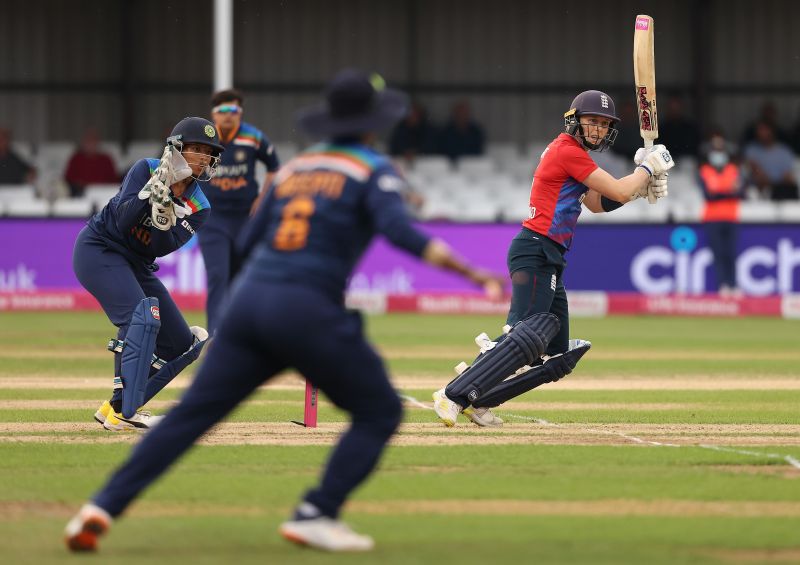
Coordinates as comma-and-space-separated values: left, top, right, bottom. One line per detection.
87, 158, 210, 268
238, 142, 430, 300
200, 122, 280, 213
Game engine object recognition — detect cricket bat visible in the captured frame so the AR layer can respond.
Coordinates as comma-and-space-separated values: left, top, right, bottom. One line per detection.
633, 14, 659, 204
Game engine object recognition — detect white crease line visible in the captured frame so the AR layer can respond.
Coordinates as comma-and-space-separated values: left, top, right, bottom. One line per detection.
400, 394, 432, 410
400, 395, 800, 470
698, 444, 800, 470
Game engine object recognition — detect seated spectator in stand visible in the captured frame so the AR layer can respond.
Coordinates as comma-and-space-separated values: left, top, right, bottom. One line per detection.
741, 102, 791, 147
0, 128, 36, 184
438, 100, 485, 162
389, 101, 438, 163
609, 100, 642, 159
743, 121, 799, 200
698, 131, 743, 297
64, 128, 118, 198
658, 94, 700, 159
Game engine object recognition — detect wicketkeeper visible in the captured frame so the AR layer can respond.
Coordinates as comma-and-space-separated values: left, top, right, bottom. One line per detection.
72, 117, 222, 430
433, 90, 675, 427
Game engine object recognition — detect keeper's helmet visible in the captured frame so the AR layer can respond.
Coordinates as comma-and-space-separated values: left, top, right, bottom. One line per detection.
167, 117, 224, 155
167, 117, 224, 181
563, 90, 620, 151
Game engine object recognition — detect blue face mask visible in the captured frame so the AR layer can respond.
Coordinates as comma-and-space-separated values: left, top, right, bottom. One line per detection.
708, 150, 729, 168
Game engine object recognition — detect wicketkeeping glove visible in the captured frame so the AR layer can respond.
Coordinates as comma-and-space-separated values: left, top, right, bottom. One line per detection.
137, 144, 192, 202
151, 201, 177, 231
148, 179, 172, 207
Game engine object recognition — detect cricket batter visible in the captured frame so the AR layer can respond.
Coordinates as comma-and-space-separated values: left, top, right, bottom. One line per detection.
199, 89, 281, 333
73, 117, 223, 431
433, 90, 674, 427
64, 69, 517, 553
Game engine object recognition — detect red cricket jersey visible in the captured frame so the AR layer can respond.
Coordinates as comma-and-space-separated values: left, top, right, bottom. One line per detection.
522, 133, 597, 250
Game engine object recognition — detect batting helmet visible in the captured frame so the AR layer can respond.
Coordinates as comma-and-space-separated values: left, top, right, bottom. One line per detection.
167, 117, 225, 156
564, 90, 620, 151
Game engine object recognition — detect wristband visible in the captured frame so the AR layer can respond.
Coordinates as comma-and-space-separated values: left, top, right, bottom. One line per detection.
637, 164, 653, 177
600, 196, 624, 212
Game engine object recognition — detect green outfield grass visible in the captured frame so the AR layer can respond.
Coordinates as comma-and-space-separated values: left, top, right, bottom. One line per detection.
1, 312, 799, 564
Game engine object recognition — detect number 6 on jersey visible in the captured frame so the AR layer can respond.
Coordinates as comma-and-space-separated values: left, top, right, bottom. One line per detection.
274, 196, 315, 251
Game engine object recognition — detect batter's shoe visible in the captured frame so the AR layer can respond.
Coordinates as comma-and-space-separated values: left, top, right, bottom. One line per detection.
462, 406, 504, 427
93, 401, 113, 425
103, 409, 164, 431
433, 388, 462, 427
64, 503, 112, 552
280, 517, 374, 552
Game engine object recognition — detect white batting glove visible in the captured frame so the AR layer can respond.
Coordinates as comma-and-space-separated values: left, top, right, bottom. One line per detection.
633, 144, 667, 166
633, 147, 650, 166
638, 146, 675, 177
648, 173, 669, 200
630, 180, 649, 201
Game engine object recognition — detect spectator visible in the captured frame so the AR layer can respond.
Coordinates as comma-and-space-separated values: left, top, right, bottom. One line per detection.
658, 94, 700, 159
609, 100, 642, 159
64, 128, 118, 198
0, 128, 36, 184
743, 121, 799, 200
388, 101, 438, 162
698, 131, 743, 297
438, 100, 485, 161
741, 102, 790, 147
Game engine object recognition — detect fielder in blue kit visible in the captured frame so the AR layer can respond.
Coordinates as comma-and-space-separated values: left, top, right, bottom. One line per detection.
72, 117, 224, 431
65, 69, 504, 553
199, 89, 280, 333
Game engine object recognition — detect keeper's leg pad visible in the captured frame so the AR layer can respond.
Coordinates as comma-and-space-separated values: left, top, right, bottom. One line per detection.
143, 326, 209, 404
473, 339, 591, 408
445, 312, 560, 406
121, 297, 161, 418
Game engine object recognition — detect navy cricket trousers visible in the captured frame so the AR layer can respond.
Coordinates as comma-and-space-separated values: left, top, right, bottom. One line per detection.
72, 227, 193, 398
505, 228, 570, 355
196, 211, 248, 334
92, 278, 403, 519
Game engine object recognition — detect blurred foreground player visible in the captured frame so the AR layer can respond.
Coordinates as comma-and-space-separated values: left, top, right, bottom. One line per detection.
433, 90, 675, 427
72, 117, 222, 430
65, 69, 504, 553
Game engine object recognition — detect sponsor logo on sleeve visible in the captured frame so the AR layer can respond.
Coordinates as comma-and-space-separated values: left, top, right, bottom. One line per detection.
377, 174, 406, 193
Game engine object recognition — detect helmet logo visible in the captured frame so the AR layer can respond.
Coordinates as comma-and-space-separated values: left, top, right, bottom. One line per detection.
204, 125, 216, 138
600, 94, 609, 109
